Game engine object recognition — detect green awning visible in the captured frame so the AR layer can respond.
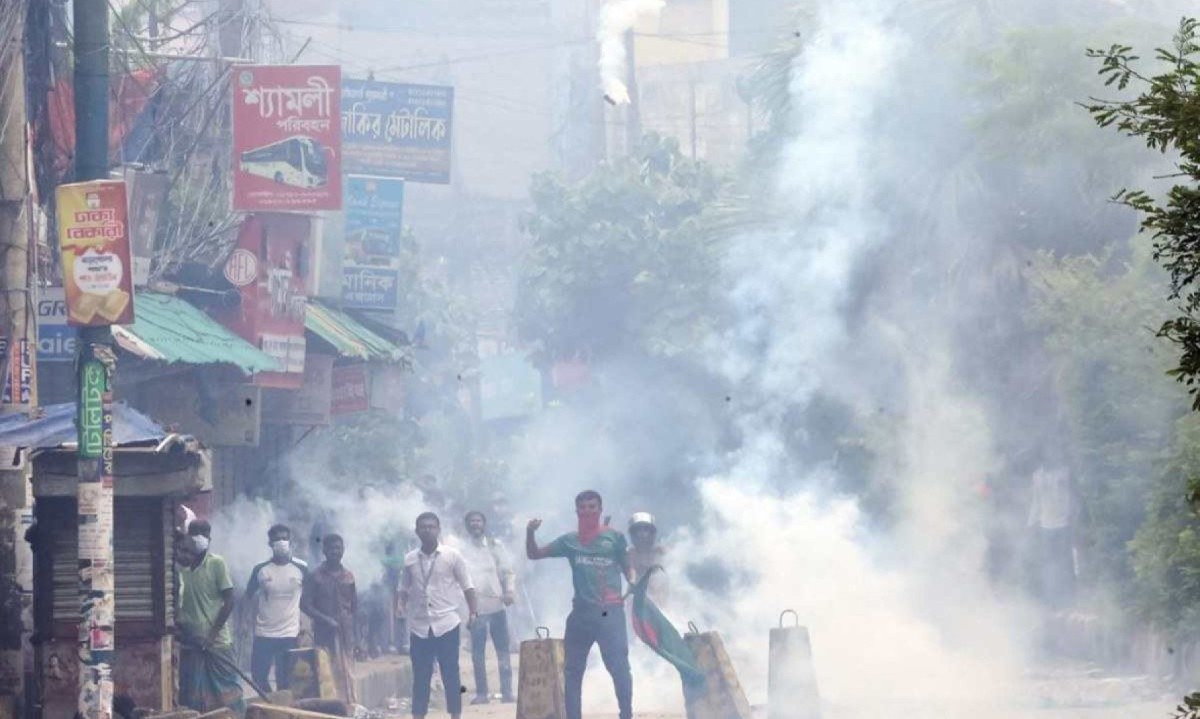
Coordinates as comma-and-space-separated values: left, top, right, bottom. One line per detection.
112, 292, 281, 374
304, 301, 403, 361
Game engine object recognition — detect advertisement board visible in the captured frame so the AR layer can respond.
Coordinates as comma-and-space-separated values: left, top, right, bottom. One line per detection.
0, 338, 34, 406
35, 287, 75, 362
332, 363, 369, 415
232, 65, 342, 211
341, 79, 453, 184
342, 175, 404, 309
125, 169, 169, 286
214, 214, 310, 389
55, 180, 135, 326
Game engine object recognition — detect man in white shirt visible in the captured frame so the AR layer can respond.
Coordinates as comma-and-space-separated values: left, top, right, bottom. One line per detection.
460, 510, 516, 704
399, 512, 478, 719
244, 523, 309, 692
1028, 463, 1077, 609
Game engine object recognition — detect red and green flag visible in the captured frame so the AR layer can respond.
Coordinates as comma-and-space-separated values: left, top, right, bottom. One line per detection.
630, 568, 706, 688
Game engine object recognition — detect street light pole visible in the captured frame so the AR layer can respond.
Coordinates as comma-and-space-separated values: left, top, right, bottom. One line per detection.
72, 1, 116, 717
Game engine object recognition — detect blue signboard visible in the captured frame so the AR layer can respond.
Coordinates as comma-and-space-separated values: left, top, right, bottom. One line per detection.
342, 175, 404, 310
341, 80, 454, 184
37, 288, 76, 362
342, 266, 399, 310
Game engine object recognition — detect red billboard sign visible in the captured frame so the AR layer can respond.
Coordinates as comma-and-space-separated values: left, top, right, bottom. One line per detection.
231, 65, 342, 212
213, 214, 310, 389
332, 363, 369, 415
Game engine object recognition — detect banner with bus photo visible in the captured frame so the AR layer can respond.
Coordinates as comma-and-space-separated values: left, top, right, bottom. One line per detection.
232, 65, 342, 211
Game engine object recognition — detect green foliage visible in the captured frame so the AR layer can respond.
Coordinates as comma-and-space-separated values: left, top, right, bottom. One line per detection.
1027, 243, 1184, 587
516, 132, 730, 361
1175, 691, 1200, 719
1130, 415, 1200, 640
1086, 18, 1200, 409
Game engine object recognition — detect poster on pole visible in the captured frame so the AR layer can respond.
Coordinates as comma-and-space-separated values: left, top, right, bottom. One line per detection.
232, 65, 342, 211
342, 175, 403, 309
55, 180, 135, 327
342, 79, 453, 183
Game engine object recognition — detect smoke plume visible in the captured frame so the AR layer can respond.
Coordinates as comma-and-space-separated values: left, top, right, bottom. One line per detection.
597, 0, 664, 105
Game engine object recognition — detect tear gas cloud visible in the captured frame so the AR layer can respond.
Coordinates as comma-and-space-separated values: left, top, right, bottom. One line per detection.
597, 0, 665, 105
211, 0, 1186, 715
488, 0, 1175, 717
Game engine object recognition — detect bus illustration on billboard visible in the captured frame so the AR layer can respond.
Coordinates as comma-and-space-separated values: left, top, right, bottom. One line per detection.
239, 136, 330, 188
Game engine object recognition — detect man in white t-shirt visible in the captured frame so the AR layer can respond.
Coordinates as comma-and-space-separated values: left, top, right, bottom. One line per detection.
245, 523, 309, 692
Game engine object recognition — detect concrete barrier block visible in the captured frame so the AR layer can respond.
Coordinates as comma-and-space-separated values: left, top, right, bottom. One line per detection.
683, 630, 753, 719
517, 635, 566, 719
768, 619, 820, 719
287, 648, 338, 701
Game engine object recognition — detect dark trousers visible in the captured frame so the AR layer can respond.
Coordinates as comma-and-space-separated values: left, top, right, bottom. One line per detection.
1038, 526, 1075, 609
564, 602, 632, 719
250, 635, 297, 692
469, 609, 513, 699
411, 625, 462, 716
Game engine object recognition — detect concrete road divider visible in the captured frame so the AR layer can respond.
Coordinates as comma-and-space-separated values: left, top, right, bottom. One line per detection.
682, 622, 753, 719
768, 610, 820, 719
517, 626, 566, 719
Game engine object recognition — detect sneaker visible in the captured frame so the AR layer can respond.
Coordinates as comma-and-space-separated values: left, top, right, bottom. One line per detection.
500, 695, 516, 704
471, 696, 490, 705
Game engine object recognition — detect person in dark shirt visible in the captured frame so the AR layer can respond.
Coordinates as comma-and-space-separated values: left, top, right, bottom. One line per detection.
301, 534, 358, 704
527, 490, 633, 719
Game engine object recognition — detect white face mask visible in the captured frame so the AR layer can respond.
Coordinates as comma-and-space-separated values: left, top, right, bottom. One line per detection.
191, 535, 210, 552
271, 539, 291, 558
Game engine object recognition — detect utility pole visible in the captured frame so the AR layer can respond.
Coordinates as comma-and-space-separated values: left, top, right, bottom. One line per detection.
0, 0, 33, 713
72, 0, 116, 717
0, 0, 33, 415
623, 28, 640, 154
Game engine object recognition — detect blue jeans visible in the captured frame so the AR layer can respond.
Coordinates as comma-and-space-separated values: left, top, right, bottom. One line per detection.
469, 609, 513, 699
250, 635, 297, 692
564, 602, 632, 719
411, 625, 462, 716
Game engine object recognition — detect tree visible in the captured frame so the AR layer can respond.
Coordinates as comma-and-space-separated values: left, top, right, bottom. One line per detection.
1087, 17, 1200, 409
1028, 242, 1185, 590
515, 132, 731, 362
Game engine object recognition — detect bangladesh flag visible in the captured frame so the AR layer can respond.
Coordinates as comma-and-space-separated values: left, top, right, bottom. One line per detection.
630, 567, 706, 688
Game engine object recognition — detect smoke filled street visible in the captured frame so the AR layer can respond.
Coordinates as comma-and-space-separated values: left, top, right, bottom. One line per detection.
9, 0, 1200, 718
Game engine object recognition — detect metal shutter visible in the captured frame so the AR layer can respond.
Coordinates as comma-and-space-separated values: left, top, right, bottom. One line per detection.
42, 496, 164, 626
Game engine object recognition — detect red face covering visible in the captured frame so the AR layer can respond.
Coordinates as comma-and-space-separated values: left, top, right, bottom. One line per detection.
577, 509, 603, 545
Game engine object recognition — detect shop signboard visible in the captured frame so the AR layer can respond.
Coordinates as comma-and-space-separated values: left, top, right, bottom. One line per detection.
331, 362, 369, 415
342, 175, 403, 309
215, 214, 310, 389
232, 65, 342, 211
341, 79, 453, 184
55, 180, 135, 326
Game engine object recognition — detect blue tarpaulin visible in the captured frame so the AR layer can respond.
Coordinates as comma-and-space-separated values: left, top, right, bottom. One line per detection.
0, 402, 166, 449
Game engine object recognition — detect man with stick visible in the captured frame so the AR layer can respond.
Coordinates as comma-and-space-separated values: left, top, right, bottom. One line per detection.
177, 520, 245, 713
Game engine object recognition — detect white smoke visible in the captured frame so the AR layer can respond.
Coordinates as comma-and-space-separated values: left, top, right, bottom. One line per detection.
526, 0, 1042, 716
597, 0, 664, 105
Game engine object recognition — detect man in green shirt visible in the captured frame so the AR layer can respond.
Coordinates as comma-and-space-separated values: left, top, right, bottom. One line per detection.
177, 520, 244, 713
527, 490, 633, 719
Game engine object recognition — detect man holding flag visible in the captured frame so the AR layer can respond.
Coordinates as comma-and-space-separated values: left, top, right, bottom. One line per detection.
527, 490, 634, 719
